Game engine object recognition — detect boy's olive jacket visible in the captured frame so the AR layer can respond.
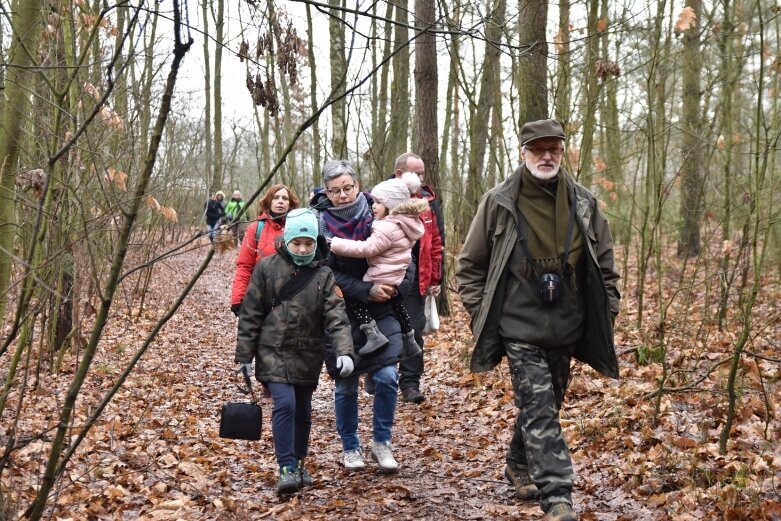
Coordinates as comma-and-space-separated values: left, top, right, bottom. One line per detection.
235, 238, 354, 385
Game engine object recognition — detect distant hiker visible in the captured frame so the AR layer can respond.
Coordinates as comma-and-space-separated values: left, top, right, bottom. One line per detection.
204, 191, 226, 243
224, 190, 247, 247
230, 184, 300, 317
311, 159, 414, 474
392, 152, 444, 405
235, 208, 354, 495
455, 119, 621, 521
328, 172, 426, 359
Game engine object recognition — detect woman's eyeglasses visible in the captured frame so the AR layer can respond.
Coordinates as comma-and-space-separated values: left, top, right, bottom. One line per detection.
326, 184, 356, 197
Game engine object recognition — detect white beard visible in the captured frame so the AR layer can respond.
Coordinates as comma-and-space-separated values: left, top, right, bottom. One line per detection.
527, 163, 560, 181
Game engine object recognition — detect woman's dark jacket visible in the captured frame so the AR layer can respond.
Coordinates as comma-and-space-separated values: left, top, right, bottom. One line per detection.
311, 191, 415, 377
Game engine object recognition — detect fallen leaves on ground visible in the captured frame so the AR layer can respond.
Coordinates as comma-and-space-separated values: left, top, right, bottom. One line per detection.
2, 244, 779, 520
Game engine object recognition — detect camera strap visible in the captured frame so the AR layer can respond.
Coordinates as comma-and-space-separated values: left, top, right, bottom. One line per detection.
515, 189, 577, 276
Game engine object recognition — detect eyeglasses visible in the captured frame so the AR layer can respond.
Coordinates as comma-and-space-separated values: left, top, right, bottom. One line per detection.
326, 184, 356, 197
524, 146, 565, 158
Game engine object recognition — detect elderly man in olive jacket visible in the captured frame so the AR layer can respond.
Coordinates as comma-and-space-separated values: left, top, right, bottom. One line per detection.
455, 119, 620, 521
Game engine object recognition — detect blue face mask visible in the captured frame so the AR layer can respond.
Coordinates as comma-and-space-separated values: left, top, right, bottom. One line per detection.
287, 246, 316, 266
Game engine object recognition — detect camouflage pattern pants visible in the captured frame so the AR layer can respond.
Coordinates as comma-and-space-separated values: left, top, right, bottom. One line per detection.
504, 340, 574, 511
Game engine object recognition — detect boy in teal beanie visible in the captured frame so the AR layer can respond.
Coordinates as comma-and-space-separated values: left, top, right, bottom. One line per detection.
235, 208, 355, 494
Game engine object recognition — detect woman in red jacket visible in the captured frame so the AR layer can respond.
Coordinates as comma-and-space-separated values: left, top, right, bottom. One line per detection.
230, 184, 301, 316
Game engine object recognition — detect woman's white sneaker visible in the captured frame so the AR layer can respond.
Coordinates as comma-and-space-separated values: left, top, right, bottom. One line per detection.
371, 441, 399, 473
343, 449, 366, 471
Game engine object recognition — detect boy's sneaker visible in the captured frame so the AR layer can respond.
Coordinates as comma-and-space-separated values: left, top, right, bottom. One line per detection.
402, 330, 422, 357
545, 503, 577, 521
504, 464, 539, 500
276, 465, 300, 495
358, 321, 389, 355
297, 459, 313, 487
342, 449, 366, 471
371, 440, 399, 473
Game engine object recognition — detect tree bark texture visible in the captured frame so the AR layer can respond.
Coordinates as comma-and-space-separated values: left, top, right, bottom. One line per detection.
517, 0, 548, 124
0, 0, 41, 325
329, 0, 348, 157
202, 0, 214, 193
677, 0, 704, 257
414, 0, 439, 196
463, 0, 506, 242
387, 0, 411, 159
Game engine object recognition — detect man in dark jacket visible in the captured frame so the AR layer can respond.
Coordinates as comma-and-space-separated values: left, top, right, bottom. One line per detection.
392, 152, 444, 404
455, 119, 620, 521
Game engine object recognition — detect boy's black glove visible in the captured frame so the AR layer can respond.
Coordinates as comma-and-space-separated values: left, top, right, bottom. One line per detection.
231, 303, 242, 317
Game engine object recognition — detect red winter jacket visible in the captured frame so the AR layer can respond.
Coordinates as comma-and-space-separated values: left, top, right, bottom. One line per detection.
231, 213, 285, 305
415, 186, 443, 295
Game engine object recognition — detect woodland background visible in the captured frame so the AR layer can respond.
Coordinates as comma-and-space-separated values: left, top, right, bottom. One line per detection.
0, 0, 779, 519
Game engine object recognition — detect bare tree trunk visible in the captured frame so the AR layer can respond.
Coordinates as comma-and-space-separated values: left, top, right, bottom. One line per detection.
329, 0, 348, 156
212, 0, 225, 189
439, 3, 460, 179
554, 0, 571, 125
202, 0, 213, 192
0, 0, 41, 324
387, 0, 411, 157
677, 0, 704, 257
414, 0, 439, 190
370, 1, 395, 180
518, 0, 548, 123
463, 0, 506, 242
716, 0, 741, 329
577, 0, 602, 182
306, 4, 322, 178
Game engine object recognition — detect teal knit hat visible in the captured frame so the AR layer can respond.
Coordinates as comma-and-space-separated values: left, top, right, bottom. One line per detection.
283, 208, 318, 245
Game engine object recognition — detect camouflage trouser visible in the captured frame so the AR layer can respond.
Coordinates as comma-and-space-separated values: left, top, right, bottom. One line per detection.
504, 340, 574, 511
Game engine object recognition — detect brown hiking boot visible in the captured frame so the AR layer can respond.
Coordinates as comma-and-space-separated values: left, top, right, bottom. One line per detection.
401, 387, 425, 404
504, 464, 539, 500
545, 503, 577, 521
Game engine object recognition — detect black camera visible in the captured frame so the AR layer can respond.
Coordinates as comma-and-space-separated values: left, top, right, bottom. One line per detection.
539, 273, 561, 305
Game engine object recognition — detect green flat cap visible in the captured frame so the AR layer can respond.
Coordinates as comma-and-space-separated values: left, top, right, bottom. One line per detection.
520, 119, 566, 145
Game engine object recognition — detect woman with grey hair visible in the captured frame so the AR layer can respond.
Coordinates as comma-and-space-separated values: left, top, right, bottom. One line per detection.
311, 159, 413, 474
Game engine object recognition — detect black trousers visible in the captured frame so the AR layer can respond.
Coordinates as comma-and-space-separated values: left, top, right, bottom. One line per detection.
398, 285, 425, 390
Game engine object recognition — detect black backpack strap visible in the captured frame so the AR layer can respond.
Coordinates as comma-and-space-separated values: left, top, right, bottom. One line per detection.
270, 267, 319, 308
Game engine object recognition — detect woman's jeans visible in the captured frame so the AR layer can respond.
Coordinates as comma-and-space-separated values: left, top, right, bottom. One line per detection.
266, 382, 316, 469
335, 364, 398, 451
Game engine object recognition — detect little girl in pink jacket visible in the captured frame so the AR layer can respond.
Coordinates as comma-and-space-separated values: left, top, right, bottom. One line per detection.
329, 172, 427, 357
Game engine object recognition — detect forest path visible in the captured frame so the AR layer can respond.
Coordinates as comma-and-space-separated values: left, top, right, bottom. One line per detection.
8, 243, 663, 520
124, 245, 657, 520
